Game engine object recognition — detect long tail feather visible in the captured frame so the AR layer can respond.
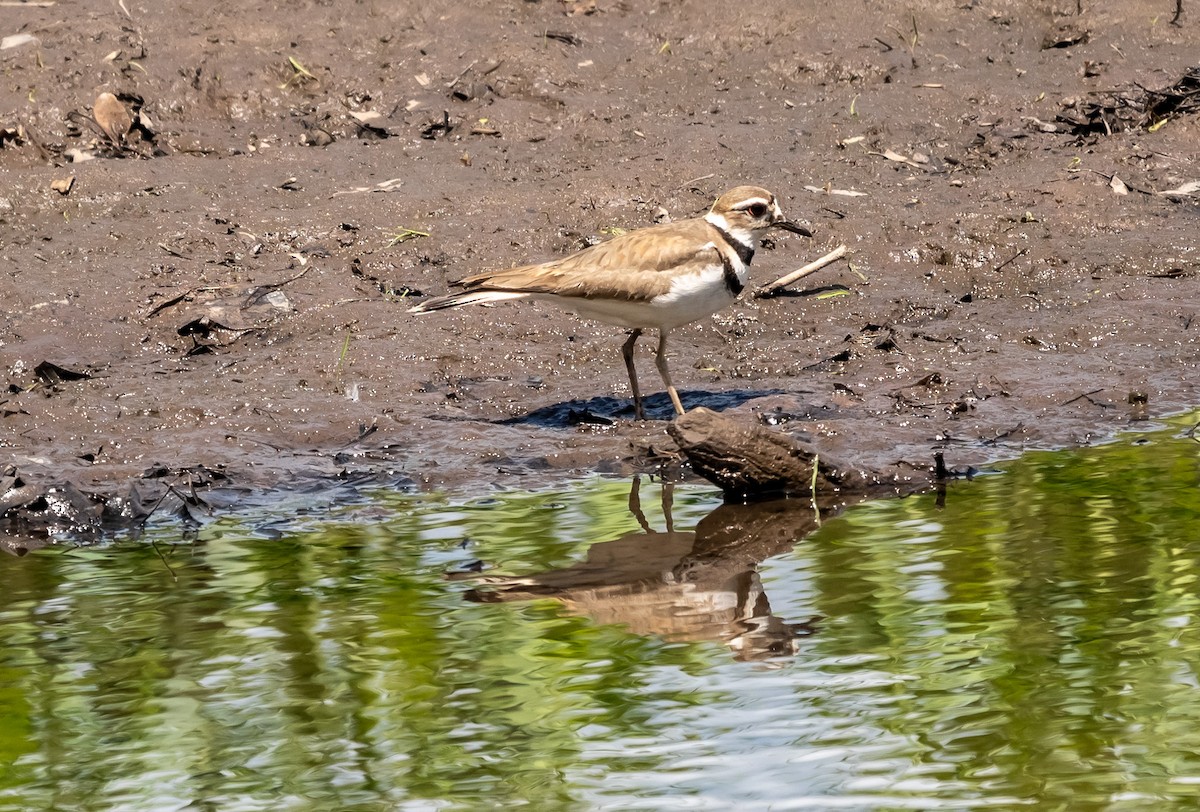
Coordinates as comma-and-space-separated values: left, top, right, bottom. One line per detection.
408, 290, 529, 314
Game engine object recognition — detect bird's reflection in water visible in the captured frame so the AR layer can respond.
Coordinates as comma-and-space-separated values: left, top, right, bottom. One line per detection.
462, 477, 857, 660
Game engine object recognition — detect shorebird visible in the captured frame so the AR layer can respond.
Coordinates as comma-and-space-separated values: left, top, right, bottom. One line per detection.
410, 186, 810, 419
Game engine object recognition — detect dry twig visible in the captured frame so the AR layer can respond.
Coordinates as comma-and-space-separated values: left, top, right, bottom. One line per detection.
754, 244, 849, 298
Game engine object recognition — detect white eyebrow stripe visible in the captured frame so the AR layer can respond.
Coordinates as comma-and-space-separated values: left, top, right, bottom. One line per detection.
733, 197, 772, 209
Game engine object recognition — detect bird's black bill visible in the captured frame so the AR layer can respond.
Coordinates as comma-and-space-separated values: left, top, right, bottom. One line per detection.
773, 220, 813, 237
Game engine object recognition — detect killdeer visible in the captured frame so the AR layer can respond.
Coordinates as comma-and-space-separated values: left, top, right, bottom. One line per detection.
410, 186, 811, 419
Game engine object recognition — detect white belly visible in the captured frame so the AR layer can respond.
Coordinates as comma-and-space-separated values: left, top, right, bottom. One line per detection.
544, 264, 742, 331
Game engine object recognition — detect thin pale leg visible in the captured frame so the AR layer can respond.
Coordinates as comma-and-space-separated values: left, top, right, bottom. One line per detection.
621, 329, 645, 420
655, 330, 686, 416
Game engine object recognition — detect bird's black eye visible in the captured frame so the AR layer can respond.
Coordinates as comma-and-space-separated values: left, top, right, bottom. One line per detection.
746, 203, 768, 218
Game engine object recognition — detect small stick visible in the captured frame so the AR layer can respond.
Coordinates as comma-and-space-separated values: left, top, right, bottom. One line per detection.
989, 246, 1028, 274
678, 173, 715, 188
754, 244, 849, 297
809, 453, 822, 523
934, 451, 949, 480
1062, 388, 1106, 406
445, 60, 478, 89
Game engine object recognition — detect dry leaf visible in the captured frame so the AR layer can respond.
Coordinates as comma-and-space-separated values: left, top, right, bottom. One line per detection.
804, 185, 868, 197
286, 56, 314, 79
566, 0, 598, 15
1024, 116, 1058, 133
1110, 175, 1129, 195
1, 33, 38, 50
1159, 181, 1200, 198
875, 148, 922, 168
50, 177, 75, 195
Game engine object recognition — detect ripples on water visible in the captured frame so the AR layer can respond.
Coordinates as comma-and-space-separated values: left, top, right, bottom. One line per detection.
1, 414, 1199, 810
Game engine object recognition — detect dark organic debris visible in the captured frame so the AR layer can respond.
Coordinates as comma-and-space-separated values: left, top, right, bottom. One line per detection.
33, 361, 92, 385
1058, 66, 1200, 135
351, 257, 422, 296
379, 282, 422, 297
1062, 388, 1114, 409
1148, 267, 1192, 278
0, 393, 28, 418
421, 110, 453, 139
874, 335, 901, 353
759, 408, 807, 427
1, 461, 417, 553
0, 125, 23, 148
451, 82, 490, 103
567, 408, 615, 427
1, 466, 116, 551
1, 467, 39, 514
348, 110, 390, 138
542, 31, 581, 46
145, 466, 238, 525
933, 452, 982, 481
339, 422, 380, 450
178, 316, 238, 337
1, 464, 229, 551
141, 463, 227, 486
149, 271, 303, 354
803, 348, 854, 372
184, 338, 216, 356
1041, 24, 1089, 50
300, 120, 336, 147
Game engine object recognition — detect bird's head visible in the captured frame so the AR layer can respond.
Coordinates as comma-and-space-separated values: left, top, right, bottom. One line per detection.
706, 186, 812, 243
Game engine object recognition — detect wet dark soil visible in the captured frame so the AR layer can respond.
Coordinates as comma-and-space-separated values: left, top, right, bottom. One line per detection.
2, 0, 1197, 544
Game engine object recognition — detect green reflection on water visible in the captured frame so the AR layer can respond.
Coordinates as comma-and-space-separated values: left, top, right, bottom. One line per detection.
1, 414, 1198, 810
0, 482, 724, 812
789, 415, 1200, 810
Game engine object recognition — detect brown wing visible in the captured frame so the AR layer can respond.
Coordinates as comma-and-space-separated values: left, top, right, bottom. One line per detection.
455, 218, 719, 302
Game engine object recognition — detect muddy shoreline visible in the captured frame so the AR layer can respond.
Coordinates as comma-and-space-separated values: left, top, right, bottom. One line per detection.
2, 0, 1197, 545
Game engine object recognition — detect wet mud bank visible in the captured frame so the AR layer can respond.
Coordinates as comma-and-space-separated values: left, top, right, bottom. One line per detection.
2, 0, 1197, 548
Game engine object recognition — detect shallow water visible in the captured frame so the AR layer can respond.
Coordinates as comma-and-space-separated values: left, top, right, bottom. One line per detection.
2, 414, 1199, 811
